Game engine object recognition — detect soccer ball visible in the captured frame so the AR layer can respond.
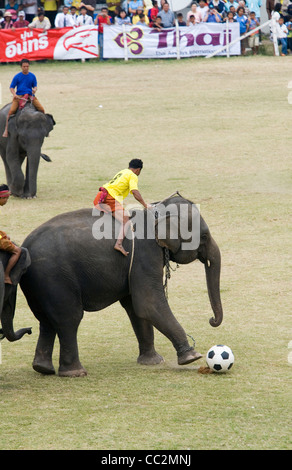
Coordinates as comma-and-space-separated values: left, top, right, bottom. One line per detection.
206, 345, 234, 373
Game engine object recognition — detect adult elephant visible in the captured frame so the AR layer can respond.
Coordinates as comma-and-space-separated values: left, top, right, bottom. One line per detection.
1, 194, 223, 377
0, 102, 55, 198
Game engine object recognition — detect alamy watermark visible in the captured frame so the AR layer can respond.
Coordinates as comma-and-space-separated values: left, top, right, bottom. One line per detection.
92, 202, 201, 251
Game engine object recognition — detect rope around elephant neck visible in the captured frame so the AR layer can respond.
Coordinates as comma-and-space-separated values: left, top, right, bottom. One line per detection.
128, 222, 135, 292
127, 231, 176, 298
163, 248, 179, 299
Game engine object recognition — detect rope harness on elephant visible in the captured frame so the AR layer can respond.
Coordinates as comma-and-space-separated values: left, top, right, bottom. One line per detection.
128, 190, 183, 295
163, 248, 179, 299
128, 221, 135, 292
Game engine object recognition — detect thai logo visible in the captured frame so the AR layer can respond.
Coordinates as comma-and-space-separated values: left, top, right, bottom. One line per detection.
114, 27, 144, 55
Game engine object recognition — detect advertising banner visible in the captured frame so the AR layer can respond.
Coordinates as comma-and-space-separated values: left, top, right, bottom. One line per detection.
104, 23, 240, 59
0, 26, 99, 62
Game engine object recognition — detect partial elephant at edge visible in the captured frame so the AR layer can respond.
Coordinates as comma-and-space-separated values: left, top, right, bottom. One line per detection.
0, 247, 32, 342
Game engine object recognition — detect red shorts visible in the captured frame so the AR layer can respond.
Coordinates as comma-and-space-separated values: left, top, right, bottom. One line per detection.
94, 191, 124, 214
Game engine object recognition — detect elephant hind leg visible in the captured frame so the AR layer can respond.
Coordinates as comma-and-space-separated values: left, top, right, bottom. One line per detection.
56, 306, 87, 377
32, 302, 87, 377
120, 295, 164, 365
33, 320, 56, 375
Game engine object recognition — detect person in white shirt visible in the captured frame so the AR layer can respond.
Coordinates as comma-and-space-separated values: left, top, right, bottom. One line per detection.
197, 0, 209, 21
69, 5, 79, 26
55, 6, 75, 28
77, 6, 94, 25
186, 2, 202, 23
22, 0, 38, 23
29, 10, 51, 31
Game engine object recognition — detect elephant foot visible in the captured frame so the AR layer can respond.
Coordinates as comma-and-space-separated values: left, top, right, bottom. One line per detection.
33, 360, 56, 375
58, 366, 87, 377
178, 350, 203, 365
137, 351, 164, 365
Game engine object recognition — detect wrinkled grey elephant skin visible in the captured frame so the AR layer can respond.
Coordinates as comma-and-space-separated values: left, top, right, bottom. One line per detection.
0, 102, 55, 198
7, 195, 224, 377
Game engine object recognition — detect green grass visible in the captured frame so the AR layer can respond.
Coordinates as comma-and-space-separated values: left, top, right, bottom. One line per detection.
0, 56, 291, 450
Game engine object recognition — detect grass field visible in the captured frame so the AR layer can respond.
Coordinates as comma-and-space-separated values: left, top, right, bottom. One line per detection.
0, 56, 291, 450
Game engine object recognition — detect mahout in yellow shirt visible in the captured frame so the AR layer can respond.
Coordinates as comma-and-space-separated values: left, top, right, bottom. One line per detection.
104, 169, 139, 204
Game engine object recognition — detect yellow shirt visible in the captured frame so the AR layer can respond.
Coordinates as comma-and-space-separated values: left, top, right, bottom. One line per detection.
132, 13, 149, 25
106, 0, 121, 12
104, 169, 139, 204
41, 0, 58, 11
72, 0, 81, 8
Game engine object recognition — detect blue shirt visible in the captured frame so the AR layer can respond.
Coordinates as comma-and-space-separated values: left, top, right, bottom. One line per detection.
236, 14, 248, 34
245, 0, 262, 18
224, 1, 239, 12
128, 0, 143, 12
286, 21, 292, 38
206, 13, 221, 22
10, 72, 37, 95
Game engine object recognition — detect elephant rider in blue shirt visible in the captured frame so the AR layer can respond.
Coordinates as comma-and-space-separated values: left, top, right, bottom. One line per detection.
2, 58, 45, 138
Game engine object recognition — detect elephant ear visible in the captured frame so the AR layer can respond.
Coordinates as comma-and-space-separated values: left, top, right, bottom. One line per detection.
154, 201, 201, 254
7, 114, 17, 135
155, 208, 181, 254
45, 114, 56, 137
10, 247, 31, 285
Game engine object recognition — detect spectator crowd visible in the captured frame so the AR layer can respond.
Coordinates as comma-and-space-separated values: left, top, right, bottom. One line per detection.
0, 0, 292, 56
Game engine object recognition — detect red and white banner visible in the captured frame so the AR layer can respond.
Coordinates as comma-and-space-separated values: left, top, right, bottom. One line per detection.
104, 23, 240, 58
0, 26, 99, 62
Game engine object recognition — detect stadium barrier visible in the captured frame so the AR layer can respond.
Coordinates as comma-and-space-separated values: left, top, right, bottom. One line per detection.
103, 22, 241, 59
0, 23, 241, 62
0, 20, 279, 62
205, 18, 279, 58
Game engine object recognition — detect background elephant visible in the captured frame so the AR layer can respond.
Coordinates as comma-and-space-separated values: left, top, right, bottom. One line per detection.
0, 102, 55, 198
1, 195, 223, 377
0, 248, 32, 342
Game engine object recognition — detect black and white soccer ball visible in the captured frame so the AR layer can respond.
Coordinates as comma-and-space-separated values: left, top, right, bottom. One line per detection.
206, 345, 234, 373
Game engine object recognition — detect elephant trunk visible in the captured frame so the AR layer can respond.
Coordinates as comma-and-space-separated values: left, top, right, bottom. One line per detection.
204, 236, 223, 327
0, 284, 32, 342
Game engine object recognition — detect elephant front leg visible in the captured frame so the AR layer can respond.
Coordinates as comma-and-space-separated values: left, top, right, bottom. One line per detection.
131, 288, 202, 365
120, 296, 164, 365
6, 146, 25, 197
0, 149, 13, 189
57, 330, 87, 377
23, 151, 40, 198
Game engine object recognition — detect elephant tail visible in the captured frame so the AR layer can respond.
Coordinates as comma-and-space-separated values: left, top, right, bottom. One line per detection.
40, 153, 52, 162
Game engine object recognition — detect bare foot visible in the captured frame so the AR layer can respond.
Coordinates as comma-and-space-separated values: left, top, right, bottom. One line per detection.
114, 243, 129, 256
